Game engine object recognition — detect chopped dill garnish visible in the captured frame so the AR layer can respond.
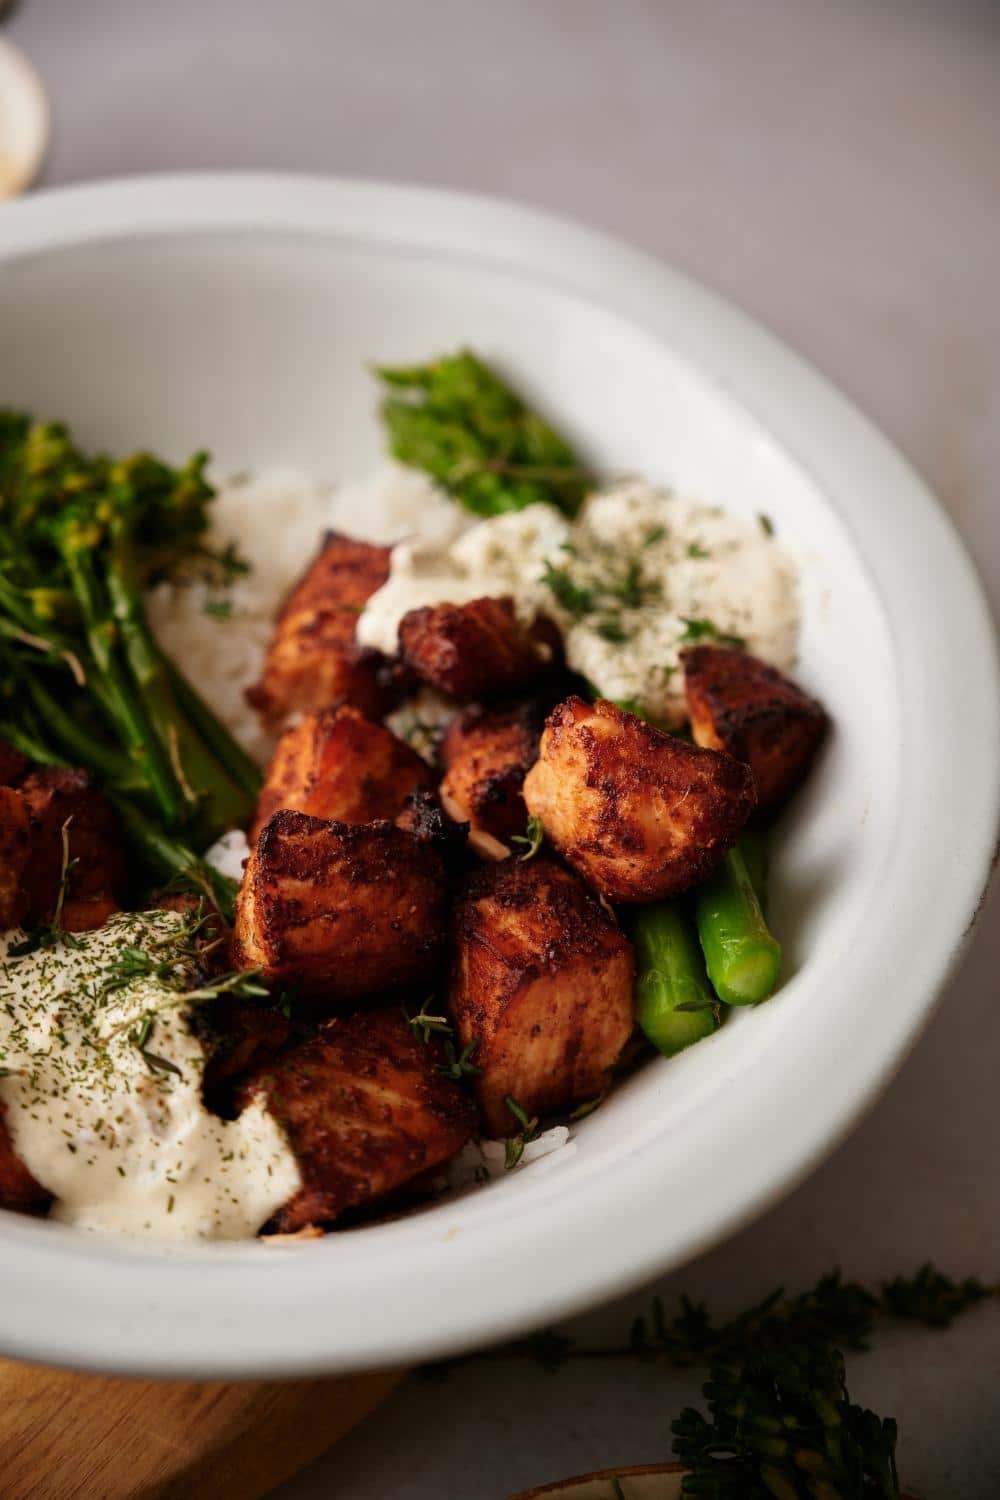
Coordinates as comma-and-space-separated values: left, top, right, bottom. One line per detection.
595, 616, 631, 644
678, 617, 746, 649
203, 597, 233, 620
541, 560, 596, 618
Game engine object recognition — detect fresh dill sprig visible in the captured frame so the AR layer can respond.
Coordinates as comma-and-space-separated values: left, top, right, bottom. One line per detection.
510, 814, 545, 862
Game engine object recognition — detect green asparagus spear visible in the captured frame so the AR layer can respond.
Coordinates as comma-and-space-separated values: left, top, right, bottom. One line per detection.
694, 841, 782, 1006
739, 826, 770, 914
629, 902, 720, 1056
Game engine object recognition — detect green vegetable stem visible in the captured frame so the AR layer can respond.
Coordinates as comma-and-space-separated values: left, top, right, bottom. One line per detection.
629, 901, 720, 1056
0, 411, 260, 900
694, 840, 782, 1006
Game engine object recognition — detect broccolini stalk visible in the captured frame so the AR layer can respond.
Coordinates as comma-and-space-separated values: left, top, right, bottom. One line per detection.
629, 901, 720, 1056
0, 411, 260, 855
56, 516, 185, 828
105, 511, 254, 836
377, 349, 593, 517
110, 795, 238, 921
164, 657, 262, 802
695, 841, 782, 1006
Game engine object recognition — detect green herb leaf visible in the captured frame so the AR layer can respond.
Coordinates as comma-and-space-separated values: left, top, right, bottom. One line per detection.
377, 350, 592, 518
503, 1095, 540, 1169
510, 814, 545, 862
678, 617, 746, 649
437, 1038, 481, 1082
203, 597, 233, 620
404, 996, 453, 1044
595, 616, 631, 644
541, 560, 597, 618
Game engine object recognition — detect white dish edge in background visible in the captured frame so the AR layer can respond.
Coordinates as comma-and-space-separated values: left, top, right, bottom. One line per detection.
0, 175, 996, 1378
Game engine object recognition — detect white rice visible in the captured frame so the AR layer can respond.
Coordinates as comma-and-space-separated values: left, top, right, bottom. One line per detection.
444, 1125, 577, 1193
145, 462, 455, 767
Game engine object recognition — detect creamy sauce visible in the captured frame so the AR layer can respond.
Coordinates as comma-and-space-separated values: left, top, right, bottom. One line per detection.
358, 481, 799, 723
0, 913, 299, 1240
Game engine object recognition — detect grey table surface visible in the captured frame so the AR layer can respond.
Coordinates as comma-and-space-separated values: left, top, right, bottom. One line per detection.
7, 1, 1000, 1495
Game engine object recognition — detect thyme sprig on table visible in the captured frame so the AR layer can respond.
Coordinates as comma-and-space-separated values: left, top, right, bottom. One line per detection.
421, 1265, 996, 1496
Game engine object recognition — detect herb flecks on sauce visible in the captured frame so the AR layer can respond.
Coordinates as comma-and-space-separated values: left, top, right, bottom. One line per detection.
0, 912, 299, 1240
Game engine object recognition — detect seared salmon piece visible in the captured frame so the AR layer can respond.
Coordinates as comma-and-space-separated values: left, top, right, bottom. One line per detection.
449, 856, 634, 1136
18, 768, 126, 932
0, 1108, 50, 1213
0, 740, 28, 787
233, 810, 447, 1000
440, 701, 542, 844
681, 646, 828, 810
398, 596, 561, 701
251, 705, 432, 844
240, 1009, 476, 1231
247, 532, 393, 726
522, 697, 755, 902
0, 786, 31, 931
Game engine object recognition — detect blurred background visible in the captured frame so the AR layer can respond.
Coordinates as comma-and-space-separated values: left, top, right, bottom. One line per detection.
5, 2, 999, 1496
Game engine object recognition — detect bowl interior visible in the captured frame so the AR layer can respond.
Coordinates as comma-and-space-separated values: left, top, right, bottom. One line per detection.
1, 229, 896, 1196
1, 182, 988, 1378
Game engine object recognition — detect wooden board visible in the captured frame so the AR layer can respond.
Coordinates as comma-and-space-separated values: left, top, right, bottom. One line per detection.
0, 1357, 402, 1499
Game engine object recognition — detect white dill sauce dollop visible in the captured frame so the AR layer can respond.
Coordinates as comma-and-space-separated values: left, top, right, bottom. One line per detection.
357, 479, 800, 724
0, 912, 299, 1240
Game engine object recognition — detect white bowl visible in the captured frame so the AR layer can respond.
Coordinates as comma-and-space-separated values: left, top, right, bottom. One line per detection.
0, 175, 997, 1378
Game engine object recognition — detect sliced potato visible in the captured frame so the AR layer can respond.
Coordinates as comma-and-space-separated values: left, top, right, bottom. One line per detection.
681, 645, 828, 810
522, 696, 756, 902
398, 596, 560, 701
247, 532, 392, 726
233, 810, 447, 1000
449, 856, 635, 1135
240, 1008, 476, 1231
251, 704, 432, 844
